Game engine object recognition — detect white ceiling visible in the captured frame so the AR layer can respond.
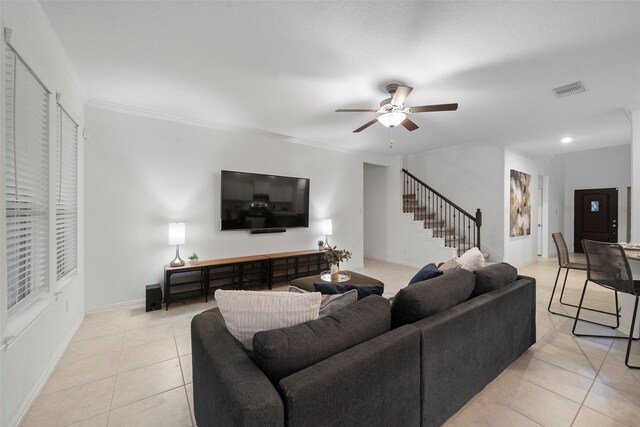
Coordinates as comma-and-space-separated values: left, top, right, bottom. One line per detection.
40, 1, 640, 157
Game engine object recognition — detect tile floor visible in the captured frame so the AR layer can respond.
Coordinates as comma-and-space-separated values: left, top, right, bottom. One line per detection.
20, 257, 640, 427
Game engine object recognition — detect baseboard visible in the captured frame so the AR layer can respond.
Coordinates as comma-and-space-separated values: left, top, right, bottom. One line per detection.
9, 314, 84, 427
86, 298, 145, 313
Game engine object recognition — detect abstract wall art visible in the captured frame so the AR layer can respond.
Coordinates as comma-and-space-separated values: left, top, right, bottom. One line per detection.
510, 169, 531, 237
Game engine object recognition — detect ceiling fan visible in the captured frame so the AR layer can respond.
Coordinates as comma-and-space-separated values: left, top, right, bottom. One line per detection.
336, 84, 458, 133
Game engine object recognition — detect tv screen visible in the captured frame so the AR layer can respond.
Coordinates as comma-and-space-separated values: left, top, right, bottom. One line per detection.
221, 170, 310, 230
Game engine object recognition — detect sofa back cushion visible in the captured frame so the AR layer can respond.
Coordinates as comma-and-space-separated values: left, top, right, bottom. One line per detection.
472, 263, 518, 296
391, 269, 476, 328
252, 295, 391, 383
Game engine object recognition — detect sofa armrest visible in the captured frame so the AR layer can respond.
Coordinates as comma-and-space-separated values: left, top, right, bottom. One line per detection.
412, 277, 536, 427
191, 309, 284, 427
278, 325, 421, 427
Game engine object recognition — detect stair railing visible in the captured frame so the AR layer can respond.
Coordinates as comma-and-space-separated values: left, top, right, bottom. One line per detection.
402, 168, 482, 256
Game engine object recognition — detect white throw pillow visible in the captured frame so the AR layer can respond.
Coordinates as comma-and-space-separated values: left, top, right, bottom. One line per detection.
457, 247, 485, 271
215, 290, 321, 349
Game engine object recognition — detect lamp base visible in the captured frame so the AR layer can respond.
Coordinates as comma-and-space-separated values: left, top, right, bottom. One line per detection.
170, 246, 185, 267
322, 236, 331, 250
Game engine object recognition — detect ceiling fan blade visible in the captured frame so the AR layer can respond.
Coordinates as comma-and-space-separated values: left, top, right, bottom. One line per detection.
353, 118, 379, 133
391, 86, 413, 106
335, 108, 378, 112
401, 118, 419, 131
410, 103, 458, 113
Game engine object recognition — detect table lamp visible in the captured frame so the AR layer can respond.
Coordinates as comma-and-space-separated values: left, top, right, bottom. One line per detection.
322, 219, 332, 250
168, 222, 186, 267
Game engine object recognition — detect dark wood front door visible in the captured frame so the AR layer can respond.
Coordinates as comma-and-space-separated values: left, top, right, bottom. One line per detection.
574, 188, 618, 253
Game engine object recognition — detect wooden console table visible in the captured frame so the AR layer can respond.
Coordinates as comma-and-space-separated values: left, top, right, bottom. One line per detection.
163, 249, 328, 310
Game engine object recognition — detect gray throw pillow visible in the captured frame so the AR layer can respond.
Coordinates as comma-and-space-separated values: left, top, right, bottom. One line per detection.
252, 295, 391, 383
288, 286, 358, 317
390, 268, 476, 328
472, 263, 518, 296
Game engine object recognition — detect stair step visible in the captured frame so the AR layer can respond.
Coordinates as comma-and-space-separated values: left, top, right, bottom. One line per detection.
402, 194, 416, 200
424, 220, 446, 228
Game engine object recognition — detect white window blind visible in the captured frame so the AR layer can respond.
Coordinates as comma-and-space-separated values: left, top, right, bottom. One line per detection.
55, 105, 78, 281
4, 44, 50, 313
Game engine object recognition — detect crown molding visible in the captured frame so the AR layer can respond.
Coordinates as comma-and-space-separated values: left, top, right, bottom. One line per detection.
86, 99, 360, 155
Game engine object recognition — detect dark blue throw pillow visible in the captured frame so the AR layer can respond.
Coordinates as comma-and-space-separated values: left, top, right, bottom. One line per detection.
313, 283, 384, 300
408, 263, 443, 285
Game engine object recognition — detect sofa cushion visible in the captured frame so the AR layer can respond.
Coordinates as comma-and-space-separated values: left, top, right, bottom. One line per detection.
472, 263, 518, 296
252, 295, 391, 383
215, 290, 321, 350
457, 247, 485, 271
288, 286, 358, 317
313, 282, 384, 300
408, 263, 443, 285
390, 269, 476, 328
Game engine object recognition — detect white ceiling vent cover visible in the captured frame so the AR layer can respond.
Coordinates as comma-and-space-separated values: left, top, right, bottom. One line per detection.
553, 81, 587, 98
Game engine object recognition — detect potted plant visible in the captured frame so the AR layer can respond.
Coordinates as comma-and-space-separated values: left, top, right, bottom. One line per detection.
188, 252, 199, 264
324, 246, 352, 281
317, 240, 324, 251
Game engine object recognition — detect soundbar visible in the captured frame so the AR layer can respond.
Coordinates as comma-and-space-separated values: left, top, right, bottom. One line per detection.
250, 228, 286, 234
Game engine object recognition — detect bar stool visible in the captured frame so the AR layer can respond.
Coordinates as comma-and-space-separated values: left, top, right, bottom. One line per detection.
574, 240, 639, 369
548, 232, 620, 326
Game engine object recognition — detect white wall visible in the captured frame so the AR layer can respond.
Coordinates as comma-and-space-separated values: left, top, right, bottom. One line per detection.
537, 155, 565, 256
561, 144, 631, 250
363, 159, 455, 268
504, 150, 539, 267
84, 106, 365, 309
403, 144, 505, 261
0, 3, 87, 426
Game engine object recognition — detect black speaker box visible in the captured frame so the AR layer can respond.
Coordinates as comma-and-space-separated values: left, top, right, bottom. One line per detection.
146, 283, 162, 312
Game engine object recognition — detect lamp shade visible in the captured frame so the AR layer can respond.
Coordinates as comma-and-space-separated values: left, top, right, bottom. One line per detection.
168, 222, 185, 245
322, 219, 333, 236
378, 112, 406, 128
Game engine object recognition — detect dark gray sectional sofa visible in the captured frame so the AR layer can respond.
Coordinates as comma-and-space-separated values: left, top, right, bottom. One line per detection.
191, 263, 536, 427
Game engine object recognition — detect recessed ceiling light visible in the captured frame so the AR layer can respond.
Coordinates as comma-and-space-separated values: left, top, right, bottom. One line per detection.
561, 137, 573, 144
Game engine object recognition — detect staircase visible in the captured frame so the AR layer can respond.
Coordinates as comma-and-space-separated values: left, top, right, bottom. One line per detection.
402, 169, 483, 257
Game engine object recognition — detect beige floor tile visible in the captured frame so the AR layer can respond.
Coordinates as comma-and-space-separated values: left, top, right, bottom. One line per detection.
107, 387, 192, 427
173, 322, 191, 337
481, 372, 580, 427
66, 332, 124, 363
73, 318, 127, 342
528, 341, 602, 378
122, 323, 174, 348
68, 412, 110, 427
595, 361, 640, 399
185, 383, 195, 426
508, 354, 594, 403
572, 406, 630, 427
118, 338, 178, 374
41, 351, 120, 396
447, 394, 542, 427
176, 333, 191, 356
112, 358, 184, 409
21, 377, 115, 427
605, 337, 640, 368
180, 355, 192, 384
584, 381, 640, 425
540, 327, 612, 362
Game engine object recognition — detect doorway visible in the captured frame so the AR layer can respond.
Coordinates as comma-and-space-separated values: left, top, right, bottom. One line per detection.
573, 188, 618, 253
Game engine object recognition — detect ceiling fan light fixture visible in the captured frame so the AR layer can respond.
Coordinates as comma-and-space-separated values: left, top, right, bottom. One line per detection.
378, 112, 406, 128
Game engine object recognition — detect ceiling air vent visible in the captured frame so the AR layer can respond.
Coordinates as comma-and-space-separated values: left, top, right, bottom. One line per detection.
553, 81, 587, 98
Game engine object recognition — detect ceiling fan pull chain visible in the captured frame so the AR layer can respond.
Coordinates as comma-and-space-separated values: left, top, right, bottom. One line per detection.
389, 128, 395, 149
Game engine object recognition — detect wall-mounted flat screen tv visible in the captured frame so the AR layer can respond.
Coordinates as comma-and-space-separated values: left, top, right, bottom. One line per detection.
221, 170, 310, 231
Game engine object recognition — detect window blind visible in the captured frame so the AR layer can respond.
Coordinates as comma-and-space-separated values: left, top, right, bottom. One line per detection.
55, 105, 78, 281
4, 44, 50, 313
